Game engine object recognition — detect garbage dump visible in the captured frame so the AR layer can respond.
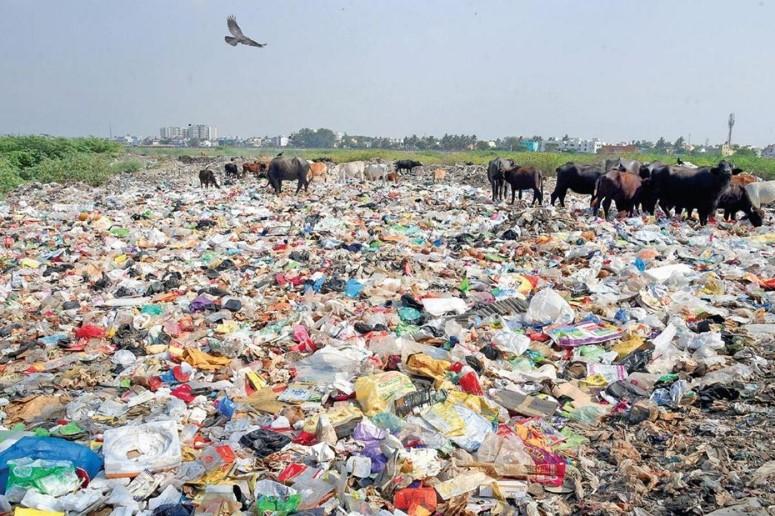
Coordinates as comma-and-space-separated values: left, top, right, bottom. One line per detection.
0, 162, 773, 515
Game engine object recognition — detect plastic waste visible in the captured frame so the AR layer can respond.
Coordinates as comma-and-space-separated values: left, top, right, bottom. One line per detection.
526, 288, 575, 325
102, 421, 181, 478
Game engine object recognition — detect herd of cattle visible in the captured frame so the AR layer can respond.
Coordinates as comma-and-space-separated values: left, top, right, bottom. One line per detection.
487, 156, 775, 227
196, 154, 774, 227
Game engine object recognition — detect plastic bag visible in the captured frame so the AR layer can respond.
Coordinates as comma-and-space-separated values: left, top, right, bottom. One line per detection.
0, 437, 102, 493
7, 458, 80, 497
526, 289, 574, 326
355, 372, 416, 416
239, 429, 291, 457
103, 421, 181, 478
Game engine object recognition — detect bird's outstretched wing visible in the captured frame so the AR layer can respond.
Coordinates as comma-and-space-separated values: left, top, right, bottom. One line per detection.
224, 36, 239, 46
242, 37, 266, 48
227, 16, 245, 37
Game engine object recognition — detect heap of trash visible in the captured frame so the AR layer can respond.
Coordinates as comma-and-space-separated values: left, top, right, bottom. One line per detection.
0, 163, 773, 516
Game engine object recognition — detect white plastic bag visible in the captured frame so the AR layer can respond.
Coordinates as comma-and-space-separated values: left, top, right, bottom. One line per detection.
103, 420, 181, 478
526, 288, 574, 325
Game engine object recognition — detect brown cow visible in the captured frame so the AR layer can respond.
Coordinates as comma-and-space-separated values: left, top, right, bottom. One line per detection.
731, 173, 759, 186
504, 166, 543, 205
242, 156, 272, 176
432, 168, 446, 183
591, 170, 644, 218
309, 162, 328, 182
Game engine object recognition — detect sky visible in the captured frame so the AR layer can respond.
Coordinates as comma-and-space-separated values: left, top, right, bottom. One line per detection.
1, 0, 774, 146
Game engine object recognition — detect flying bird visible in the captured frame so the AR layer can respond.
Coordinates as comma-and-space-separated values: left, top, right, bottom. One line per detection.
224, 16, 266, 48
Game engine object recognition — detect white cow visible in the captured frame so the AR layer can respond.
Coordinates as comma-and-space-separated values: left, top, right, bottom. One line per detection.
335, 161, 365, 182
364, 163, 390, 183
744, 180, 775, 209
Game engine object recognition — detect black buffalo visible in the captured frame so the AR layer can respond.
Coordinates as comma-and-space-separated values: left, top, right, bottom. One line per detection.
716, 184, 763, 227
504, 166, 543, 205
550, 162, 604, 207
648, 160, 740, 225
487, 158, 516, 202
199, 169, 219, 189
224, 162, 240, 179
395, 160, 423, 174
263, 157, 310, 195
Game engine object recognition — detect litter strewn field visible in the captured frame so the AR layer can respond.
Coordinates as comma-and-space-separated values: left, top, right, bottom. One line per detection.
0, 160, 773, 516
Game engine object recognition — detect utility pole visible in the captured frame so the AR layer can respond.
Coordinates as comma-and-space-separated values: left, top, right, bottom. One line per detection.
727, 113, 735, 146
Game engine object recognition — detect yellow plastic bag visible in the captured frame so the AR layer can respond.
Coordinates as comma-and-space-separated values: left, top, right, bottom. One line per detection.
355, 372, 416, 416
612, 334, 644, 360
406, 353, 451, 387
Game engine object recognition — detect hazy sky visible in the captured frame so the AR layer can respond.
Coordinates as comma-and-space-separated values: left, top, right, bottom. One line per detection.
2, 0, 774, 145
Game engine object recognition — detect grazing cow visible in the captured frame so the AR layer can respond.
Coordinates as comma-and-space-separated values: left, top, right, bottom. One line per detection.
487, 158, 516, 202
364, 163, 390, 183
432, 168, 446, 183
387, 171, 399, 183
335, 161, 366, 182
395, 159, 423, 174
744, 180, 775, 210
731, 173, 760, 186
591, 170, 644, 218
224, 162, 240, 179
199, 169, 219, 189
264, 157, 310, 195
550, 162, 604, 207
504, 166, 543, 205
604, 157, 641, 174
648, 160, 740, 225
308, 161, 328, 182
717, 185, 764, 226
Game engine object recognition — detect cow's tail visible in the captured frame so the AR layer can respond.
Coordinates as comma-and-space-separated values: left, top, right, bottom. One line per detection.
591, 176, 603, 210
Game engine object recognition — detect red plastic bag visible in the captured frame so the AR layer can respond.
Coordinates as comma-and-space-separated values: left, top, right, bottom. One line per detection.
74, 324, 105, 339
393, 487, 437, 512
171, 384, 195, 404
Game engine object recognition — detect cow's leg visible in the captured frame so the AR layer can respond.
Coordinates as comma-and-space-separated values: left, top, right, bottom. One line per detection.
491, 181, 497, 202
533, 188, 541, 206
511, 186, 516, 205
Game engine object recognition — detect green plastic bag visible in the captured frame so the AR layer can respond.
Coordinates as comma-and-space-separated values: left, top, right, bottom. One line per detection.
255, 494, 301, 516
7, 458, 80, 496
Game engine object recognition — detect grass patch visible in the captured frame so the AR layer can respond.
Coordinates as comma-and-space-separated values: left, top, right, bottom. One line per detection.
0, 136, 126, 193
137, 146, 775, 178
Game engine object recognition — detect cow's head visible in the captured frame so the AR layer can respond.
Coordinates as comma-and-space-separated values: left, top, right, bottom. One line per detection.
712, 160, 735, 176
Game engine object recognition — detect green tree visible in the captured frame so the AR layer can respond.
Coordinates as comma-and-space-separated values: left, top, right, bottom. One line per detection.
673, 136, 685, 152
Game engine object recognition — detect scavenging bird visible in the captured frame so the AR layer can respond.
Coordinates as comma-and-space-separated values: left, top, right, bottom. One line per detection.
224, 16, 266, 48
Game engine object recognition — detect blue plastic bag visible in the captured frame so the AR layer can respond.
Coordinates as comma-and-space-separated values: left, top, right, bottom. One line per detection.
0, 436, 103, 493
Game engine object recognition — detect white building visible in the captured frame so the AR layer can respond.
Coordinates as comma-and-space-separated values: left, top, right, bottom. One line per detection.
762, 144, 775, 159
548, 137, 604, 154
184, 125, 218, 141
160, 126, 182, 139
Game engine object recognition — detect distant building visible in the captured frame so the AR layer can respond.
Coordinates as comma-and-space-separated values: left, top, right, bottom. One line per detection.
269, 136, 289, 147
540, 139, 562, 152
520, 140, 540, 152
554, 137, 603, 154
762, 144, 775, 159
600, 143, 639, 154
160, 126, 182, 139
184, 124, 218, 141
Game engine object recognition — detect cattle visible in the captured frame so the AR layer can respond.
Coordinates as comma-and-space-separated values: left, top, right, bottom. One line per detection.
504, 166, 543, 205
717, 184, 763, 226
395, 159, 423, 174
365, 163, 390, 183
263, 157, 310, 195
604, 157, 641, 174
648, 160, 740, 225
243, 157, 272, 176
731, 173, 760, 186
224, 162, 240, 179
335, 161, 366, 182
308, 161, 328, 182
591, 170, 644, 218
199, 169, 219, 189
744, 180, 775, 210
432, 168, 446, 183
387, 171, 400, 183
487, 158, 516, 202
550, 162, 604, 207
